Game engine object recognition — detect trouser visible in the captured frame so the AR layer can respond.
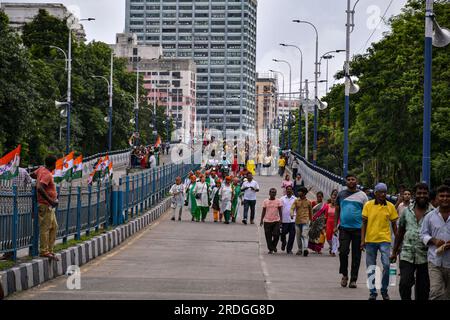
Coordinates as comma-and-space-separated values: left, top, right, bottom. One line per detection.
292, 168, 298, 178
281, 223, 296, 253
295, 223, 309, 253
399, 260, 430, 300
192, 207, 201, 221
264, 221, 281, 252
365, 242, 391, 295
199, 207, 209, 221
243, 200, 256, 221
338, 227, 362, 281
428, 262, 450, 300
38, 205, 58, 255
213, 209, 222, 222
278, 167, 285, 176
172, 205, 183, 219
328, 234, 338, 254
223, 210, 231, 223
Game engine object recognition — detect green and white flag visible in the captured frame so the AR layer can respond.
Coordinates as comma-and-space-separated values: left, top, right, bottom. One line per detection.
72, 155, 83, 180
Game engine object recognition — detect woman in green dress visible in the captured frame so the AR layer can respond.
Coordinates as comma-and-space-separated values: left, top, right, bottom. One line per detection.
187, 175, 199, 222
231, 177, 242, 223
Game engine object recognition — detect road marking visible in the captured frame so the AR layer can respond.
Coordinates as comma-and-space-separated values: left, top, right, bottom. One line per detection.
256, 224, 272, 300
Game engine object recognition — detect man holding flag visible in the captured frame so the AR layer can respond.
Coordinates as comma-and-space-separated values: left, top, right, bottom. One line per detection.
30, 155, 59, 260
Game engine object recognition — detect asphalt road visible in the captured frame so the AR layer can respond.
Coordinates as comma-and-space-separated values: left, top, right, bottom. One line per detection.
8, 175, 400, 300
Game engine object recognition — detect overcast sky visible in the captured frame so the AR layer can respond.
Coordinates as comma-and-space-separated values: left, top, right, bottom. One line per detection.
5, 0, 409, 97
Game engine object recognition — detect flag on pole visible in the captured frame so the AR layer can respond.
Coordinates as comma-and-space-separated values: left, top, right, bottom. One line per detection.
88, 157, 103, 185
0, 145, 21, 180
101, 155, 110, 174
53, 158, 64, 183
108, 160, 113, 177
72, 155, 83, 180
155, 136, 161, 148
62, 151, 74, 181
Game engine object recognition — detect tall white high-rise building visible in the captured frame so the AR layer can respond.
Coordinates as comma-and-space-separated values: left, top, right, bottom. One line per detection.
125, 0, 257, 133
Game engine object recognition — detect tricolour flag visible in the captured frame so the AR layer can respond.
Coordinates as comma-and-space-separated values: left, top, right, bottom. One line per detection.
53, 158, 64, 183
72, 155, 83, 180
0, 145, 21, 180
62, 152, 74, 181
88, 157, 103, 185
155, 136, 162, 148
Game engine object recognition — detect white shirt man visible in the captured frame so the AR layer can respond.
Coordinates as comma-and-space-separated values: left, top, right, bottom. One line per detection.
241, 175, 260, 224
149, 154, 157, 169
280, 189, 297, 254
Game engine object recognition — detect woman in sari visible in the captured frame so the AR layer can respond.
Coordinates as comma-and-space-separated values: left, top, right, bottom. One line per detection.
230, 177, 242, 223
308, 191, 328, 254
187, 175, 199, 222
325, 189, 339, 256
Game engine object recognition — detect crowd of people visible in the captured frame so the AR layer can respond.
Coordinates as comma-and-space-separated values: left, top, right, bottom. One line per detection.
130, 145, 158, 169
169, 168, 260, 225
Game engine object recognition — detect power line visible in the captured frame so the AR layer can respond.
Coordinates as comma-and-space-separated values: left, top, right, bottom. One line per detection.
358, 0, 395, 54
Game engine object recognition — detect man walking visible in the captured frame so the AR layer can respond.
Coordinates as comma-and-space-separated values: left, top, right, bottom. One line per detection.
241, 173, 259, 224
292, 158, 299, 180
30, 155, 59, 260
260, 188, 283, 254
334, 174, 369, 289
391, 182, 433, 300
421, 185, 450, 300
169, 176, 185, 221
396, 187, 412, 219
361, 183, 399, 300
278, 156, 286, 177
291, 186, 312, 256
280, 186, 297, 254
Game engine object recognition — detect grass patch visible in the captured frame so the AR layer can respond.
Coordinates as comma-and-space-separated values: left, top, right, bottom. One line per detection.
53, 227, 112, 253
0, 260, 16, 271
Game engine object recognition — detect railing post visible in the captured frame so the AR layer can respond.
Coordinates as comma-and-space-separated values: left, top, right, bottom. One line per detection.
125, 176, 130, 221
64, 185, 72, 244
96, 182, 100, 232
130, 176, 134, 219
87, 185, 92, 236
140, 173, 144, 214
31, 186, 39, 257
152, 168, 156, 206
105, 181, 110, 230
12, 186, 18, 261
118, 177, 123, 224
75, 186, 81, 240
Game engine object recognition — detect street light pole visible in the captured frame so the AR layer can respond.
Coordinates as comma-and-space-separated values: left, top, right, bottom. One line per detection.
109, 52, 113, 152
280, 43, 303, 155
135, 61, 139, 134
304, 79, 309, 160
343, 0, 357, 179
293, 19, 319, 164
273, 59, 292, 150
269, 69, 285, 148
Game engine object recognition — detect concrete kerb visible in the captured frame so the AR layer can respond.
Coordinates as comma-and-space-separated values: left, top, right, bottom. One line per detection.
0, 197, 172, 299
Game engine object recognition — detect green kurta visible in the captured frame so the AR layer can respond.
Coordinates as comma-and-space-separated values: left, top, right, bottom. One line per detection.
231, 184, 242, 219
188, 182, 200, 220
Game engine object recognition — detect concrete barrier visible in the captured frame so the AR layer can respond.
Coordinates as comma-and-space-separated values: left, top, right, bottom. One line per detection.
0, 197, 171, 299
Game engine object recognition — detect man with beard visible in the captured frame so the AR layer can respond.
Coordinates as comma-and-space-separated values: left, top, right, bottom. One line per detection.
390, 182, 433, 300
421, 184, 450, 300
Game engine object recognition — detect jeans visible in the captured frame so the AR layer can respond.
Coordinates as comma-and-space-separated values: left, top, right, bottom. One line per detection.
243, 200, 256, 221
281, 223, 296, 253
338, 227, 362, 281
399, 260, 429, 300
295, 223, 309, 253
365, 242, 391, 295
264, 221, 280, 252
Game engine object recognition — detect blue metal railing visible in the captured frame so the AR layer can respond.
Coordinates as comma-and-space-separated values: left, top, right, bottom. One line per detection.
0, 157, 199, 260
290, 151, 397, 202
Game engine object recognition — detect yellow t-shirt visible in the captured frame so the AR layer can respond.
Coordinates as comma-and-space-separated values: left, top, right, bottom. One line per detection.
278, 158, 286, 167
362, 200, 399, 243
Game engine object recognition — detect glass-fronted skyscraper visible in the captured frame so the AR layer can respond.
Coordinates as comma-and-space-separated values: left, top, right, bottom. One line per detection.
125, 0, 257, 132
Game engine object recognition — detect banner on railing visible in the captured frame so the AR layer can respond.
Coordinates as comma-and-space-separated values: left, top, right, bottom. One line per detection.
0, 145, 21, 180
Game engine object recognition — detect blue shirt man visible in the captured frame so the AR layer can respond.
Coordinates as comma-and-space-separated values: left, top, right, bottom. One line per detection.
335, 174, 368, 289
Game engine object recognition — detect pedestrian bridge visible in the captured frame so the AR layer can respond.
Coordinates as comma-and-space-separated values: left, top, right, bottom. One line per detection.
1, 151, 400, 300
